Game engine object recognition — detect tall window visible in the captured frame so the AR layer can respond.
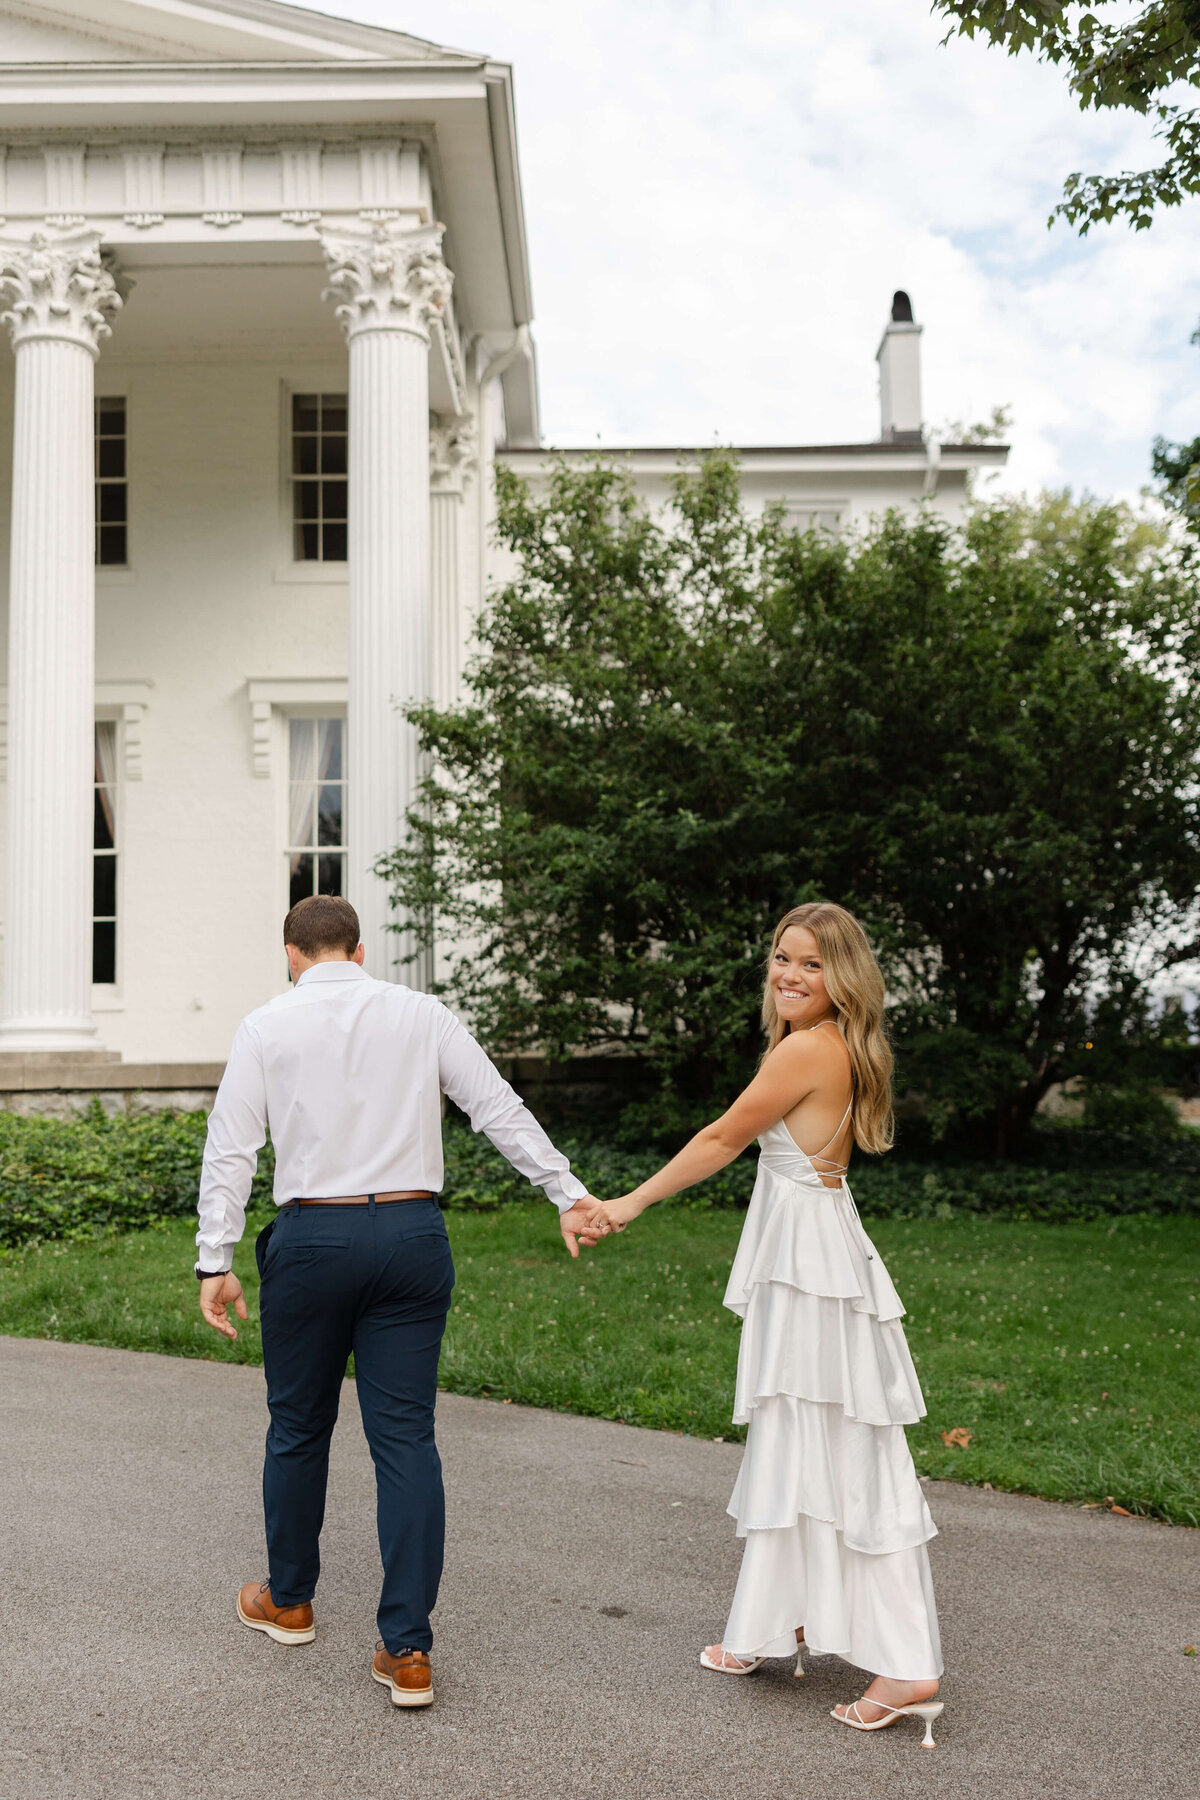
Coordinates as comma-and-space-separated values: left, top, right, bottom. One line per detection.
288, 717, 347, 907
93, 723, 118, 983
291, 393, 347, 562
95, 397, 127, 566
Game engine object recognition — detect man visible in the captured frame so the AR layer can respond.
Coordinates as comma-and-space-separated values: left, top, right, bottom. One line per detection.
196, 894, 600, 1709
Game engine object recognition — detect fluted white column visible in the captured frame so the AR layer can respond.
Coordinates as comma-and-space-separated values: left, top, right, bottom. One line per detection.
0, 231, 121, 1049
429, 416, 478, 710
322, 223, 451, 982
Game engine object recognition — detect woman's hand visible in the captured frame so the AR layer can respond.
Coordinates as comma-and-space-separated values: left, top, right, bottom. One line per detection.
581, 1192, 650, 1243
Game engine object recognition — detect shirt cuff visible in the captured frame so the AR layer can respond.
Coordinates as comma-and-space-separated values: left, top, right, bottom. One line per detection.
545, 1171, 590, 1213
195, 1252, 233, 1276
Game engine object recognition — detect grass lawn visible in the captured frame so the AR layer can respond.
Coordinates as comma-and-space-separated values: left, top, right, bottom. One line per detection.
1, 1204, 1196, 1526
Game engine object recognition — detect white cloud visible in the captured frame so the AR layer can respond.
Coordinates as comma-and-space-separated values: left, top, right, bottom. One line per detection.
329, 0, 1200, 498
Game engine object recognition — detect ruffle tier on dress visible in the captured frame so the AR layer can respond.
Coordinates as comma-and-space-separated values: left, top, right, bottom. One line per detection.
719, 1122, 942, 1679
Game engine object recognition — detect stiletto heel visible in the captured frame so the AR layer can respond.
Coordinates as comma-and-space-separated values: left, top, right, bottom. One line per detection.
915, 1702, 942, 1748
831, 1697, 944, 1747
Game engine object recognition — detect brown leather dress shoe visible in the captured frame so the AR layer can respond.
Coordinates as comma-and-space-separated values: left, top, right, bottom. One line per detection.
372, 1645, 433, 1708
236, 1580, 315, 1646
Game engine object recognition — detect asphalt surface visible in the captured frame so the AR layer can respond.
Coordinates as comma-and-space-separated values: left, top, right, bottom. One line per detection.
0, 1337, 1196, 1800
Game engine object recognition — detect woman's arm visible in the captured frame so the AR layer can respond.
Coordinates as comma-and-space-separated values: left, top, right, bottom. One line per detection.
590, 1031, 826, 1231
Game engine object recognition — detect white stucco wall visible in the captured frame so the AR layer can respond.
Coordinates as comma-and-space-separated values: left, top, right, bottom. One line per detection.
0, 350, 356, 1061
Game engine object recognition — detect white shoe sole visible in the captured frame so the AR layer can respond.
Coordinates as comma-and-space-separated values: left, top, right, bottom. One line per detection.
372, 1665, 434, 1708
236, 1597, 316, 1646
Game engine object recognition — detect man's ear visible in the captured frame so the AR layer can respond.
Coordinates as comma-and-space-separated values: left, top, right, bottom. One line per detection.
353, 943, 366, 966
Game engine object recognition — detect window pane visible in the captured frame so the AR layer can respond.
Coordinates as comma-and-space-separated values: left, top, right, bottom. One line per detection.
317, 853, 345, 897
317, 717, 343, 782
97, 438, 125, 479
321, 521, 347, 562
294, 481, 320, 522
320, 434, 347, 476
289, 784, 316, 848
292, 394, 319, 433
317, 783, 343, 847
98, 484, 126, 523
322, 479, 347, 521
98, 526, 127, 566
321, 399, 347, 433
92, 920, 116, 984
93, 852, 117, 916
295, 521, 319, 561
293, 435, 318, 475
289, 852, 315, 909
97, 399, 125, 435
93, 788, 114, 851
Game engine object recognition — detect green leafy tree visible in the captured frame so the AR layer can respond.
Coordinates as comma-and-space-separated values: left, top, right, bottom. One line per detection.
382, 457, 1200, 1154
934, 2, 1200, 231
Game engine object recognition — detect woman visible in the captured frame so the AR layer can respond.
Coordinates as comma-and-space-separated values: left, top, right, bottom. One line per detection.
586, 903, 944, 1747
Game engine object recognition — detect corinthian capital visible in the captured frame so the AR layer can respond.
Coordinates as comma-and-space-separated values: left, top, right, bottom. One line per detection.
321, 222, 452, 344
0, 229, 122, 356
429, 415, 479, 495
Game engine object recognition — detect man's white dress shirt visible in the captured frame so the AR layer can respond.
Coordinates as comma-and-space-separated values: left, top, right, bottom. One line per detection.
196, 962, 589, 1273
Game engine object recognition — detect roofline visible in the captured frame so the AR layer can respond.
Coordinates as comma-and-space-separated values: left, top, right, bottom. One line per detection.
499, 442, 1010, 461
484, 62, 533, 326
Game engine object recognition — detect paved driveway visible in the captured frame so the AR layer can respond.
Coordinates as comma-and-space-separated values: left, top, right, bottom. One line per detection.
0, 1336, 1195, 1800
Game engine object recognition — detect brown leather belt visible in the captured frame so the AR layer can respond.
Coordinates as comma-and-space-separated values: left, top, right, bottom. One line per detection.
294, 1190, 435, 1207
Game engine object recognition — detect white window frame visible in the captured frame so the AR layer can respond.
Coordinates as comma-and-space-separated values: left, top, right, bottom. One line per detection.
278, 379, 349, 578
91, 716, 121, 999
246, 680, 349, 918
95, 391, 129, 571
777, 496, 850, 536
284, 713, 350, 914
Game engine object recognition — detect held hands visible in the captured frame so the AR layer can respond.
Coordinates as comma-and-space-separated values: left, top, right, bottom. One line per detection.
558, 1193, 646, 1257
579, 1192, 648, 1246
199, 1272, 249, 1340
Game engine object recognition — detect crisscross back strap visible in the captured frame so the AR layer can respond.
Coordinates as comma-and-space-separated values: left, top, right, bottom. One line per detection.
805, 1021, 853, 1174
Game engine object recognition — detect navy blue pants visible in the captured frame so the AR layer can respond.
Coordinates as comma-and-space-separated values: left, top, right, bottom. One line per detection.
256, 1197, 454, 1654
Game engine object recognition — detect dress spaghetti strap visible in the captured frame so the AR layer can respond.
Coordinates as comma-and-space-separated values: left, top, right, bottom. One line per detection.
804, 1021, 853, 1177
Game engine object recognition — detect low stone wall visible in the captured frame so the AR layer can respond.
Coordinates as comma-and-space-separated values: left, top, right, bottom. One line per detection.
0, 1053, 224, 1119
0, 1087, 217, 1119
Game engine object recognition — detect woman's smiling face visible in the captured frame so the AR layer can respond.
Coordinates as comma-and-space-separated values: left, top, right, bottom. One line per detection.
768, 925, 835, 1030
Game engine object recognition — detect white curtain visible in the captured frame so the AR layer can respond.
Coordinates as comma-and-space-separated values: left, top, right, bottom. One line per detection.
288, 718, 316, 871
94, 721, 118, 840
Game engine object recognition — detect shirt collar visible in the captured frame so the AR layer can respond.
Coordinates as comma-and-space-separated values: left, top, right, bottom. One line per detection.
295, 961, 369, 987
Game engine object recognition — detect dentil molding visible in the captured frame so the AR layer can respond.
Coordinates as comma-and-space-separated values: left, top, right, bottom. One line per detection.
320, 222, 452, 344
0, 228, 122, 355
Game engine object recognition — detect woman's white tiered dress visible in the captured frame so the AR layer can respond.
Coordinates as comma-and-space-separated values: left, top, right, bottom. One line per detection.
720, 1118, 942, 1679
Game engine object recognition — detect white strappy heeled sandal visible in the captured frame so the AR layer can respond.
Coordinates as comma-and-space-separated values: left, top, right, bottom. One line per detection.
831, 1698, 944, 1748
699, 1645, 766, 1674
701, 1630, 806, 1678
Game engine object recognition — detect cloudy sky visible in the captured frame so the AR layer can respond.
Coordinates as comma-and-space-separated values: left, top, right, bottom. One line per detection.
330, 0, 1197, 500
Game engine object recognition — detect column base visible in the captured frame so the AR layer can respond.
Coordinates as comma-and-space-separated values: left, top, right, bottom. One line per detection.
0, 1020, 103, 1054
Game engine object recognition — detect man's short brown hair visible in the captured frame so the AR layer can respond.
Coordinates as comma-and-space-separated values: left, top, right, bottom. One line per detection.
283, 894, 361, 959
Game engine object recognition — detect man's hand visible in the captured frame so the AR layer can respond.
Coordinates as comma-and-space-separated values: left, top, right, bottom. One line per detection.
559, 1197, 604, 1260
199, 1272, 249, 1340
579, 1192, 648, 1244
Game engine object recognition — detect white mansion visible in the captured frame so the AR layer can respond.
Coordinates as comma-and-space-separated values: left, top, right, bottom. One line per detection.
0, 0, 1005, 1106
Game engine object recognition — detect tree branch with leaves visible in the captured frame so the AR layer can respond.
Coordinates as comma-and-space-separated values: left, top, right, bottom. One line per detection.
934, 2, 1200, 230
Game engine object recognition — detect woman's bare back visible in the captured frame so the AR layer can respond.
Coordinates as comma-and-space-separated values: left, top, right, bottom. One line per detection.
778, 1020, 854, 1186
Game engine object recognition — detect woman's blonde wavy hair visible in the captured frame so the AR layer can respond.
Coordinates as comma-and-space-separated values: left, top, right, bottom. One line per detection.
761, 902, 894, 1155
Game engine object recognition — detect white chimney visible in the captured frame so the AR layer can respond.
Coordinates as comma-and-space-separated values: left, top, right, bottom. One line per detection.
876, 290, 923, 442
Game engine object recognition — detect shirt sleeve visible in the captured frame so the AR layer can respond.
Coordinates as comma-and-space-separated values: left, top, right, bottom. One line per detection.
196, 1020, 269, 1272
434, 1004, 589, 1212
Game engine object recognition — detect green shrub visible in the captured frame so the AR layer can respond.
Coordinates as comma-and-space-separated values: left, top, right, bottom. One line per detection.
0, 1106, 275, 1255
0, 1107, 1195, 1258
